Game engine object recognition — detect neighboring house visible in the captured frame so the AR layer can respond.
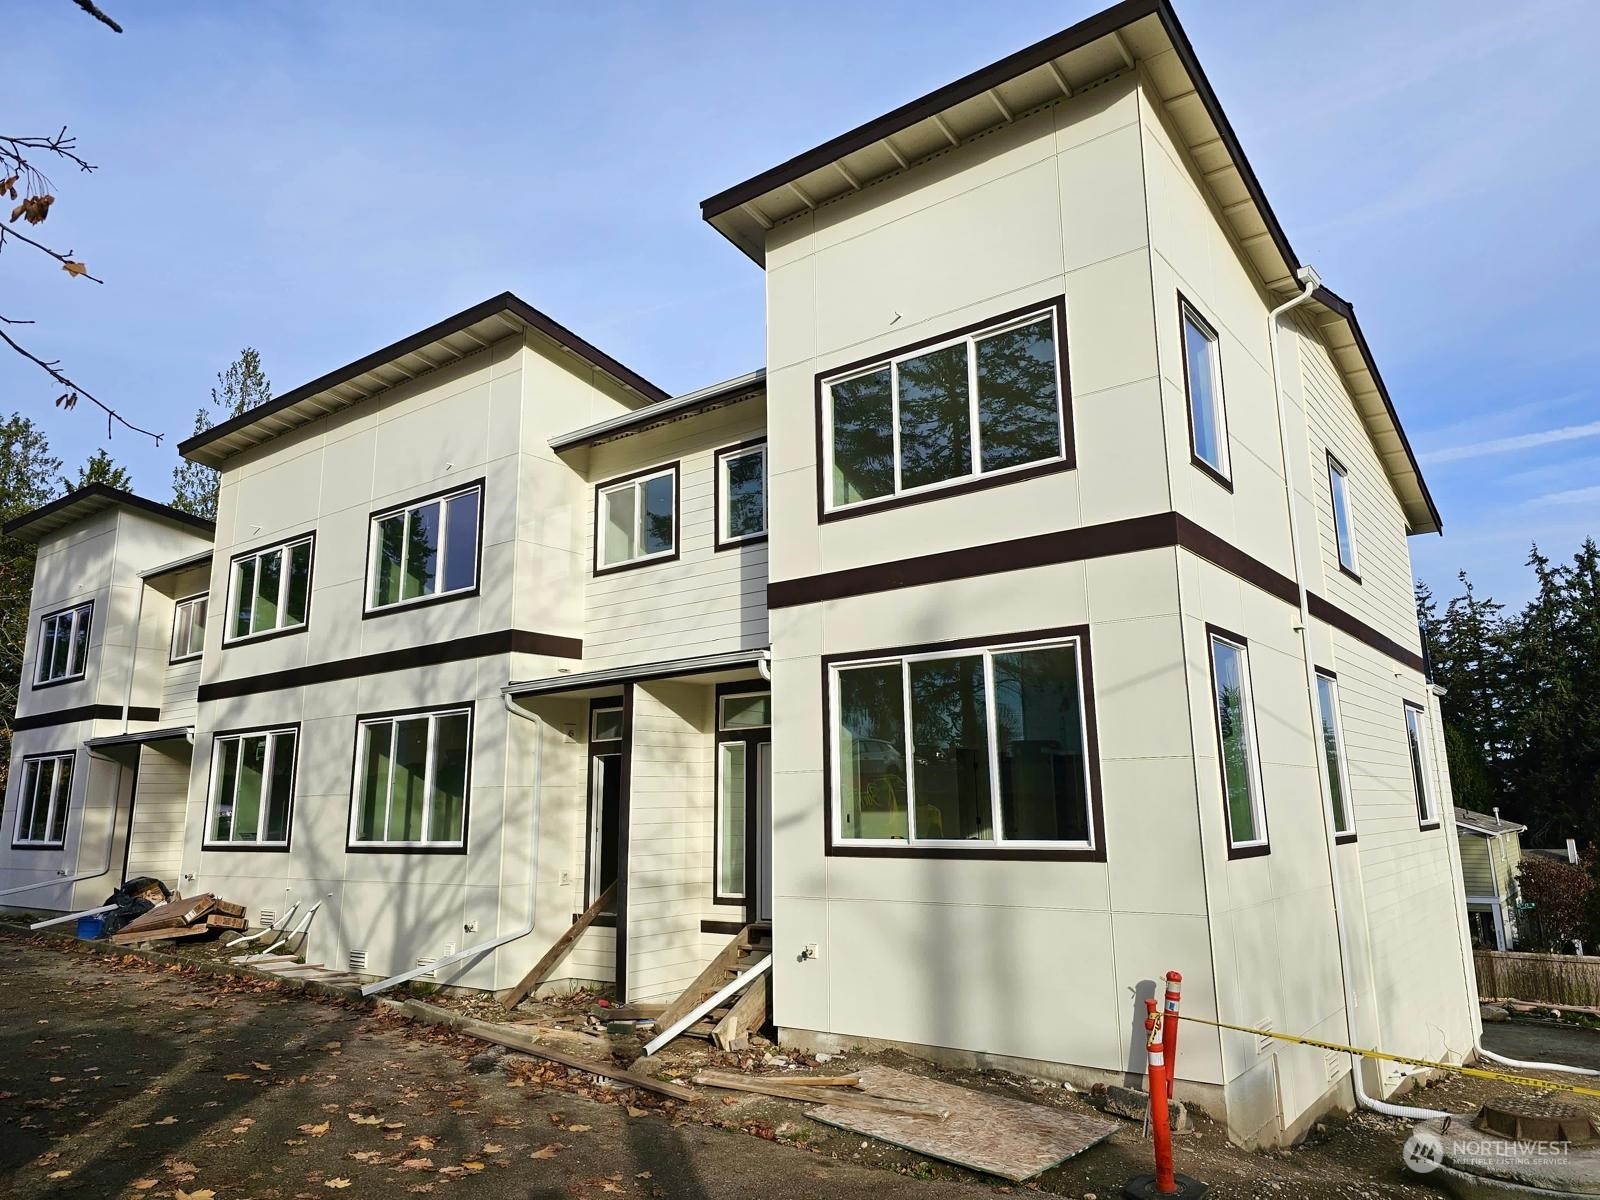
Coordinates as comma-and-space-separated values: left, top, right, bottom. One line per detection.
1455, 806, 1525, 950
0, 0, 1481, 1148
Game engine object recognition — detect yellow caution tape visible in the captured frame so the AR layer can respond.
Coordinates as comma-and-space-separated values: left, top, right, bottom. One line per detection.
1177, 1014, 1600, 1100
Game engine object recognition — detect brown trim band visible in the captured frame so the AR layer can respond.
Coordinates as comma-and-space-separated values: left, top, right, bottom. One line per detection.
197, 629, 583, 702
769, 510, 1424, 673
12, 704, 161, 732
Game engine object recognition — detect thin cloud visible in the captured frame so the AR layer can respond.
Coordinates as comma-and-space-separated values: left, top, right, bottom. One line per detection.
1530, 485, 1600, 507
1421, 420, 1600, 465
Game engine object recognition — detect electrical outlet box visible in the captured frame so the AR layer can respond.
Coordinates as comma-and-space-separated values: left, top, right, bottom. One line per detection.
463, 920, 479, 933
802, 942, 820, 961
559, 870, 571, 887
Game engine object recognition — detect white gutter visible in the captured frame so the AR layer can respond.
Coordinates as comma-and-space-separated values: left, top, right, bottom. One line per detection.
358, 694, 547, 997
1269, 267, 1452, 1121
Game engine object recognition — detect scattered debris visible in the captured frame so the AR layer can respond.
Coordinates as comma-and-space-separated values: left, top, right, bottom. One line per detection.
644, 924, 771, 1056
692, 1070, 947, 1119
1099, 1084, 1190, 1131
501, 882, 616, 1010
108, 894, 246, 946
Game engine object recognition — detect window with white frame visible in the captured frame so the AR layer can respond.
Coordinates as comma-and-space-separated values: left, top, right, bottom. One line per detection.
171, 594, 207, 662
227, 535, 312, 641
823, 305, 1065, 511
716, 691, 770, 899
831, 635, 1095, 848
34, 602, 91, 685
1404, 702, 1436, 826
1327, 454, 1359, 576
369, 483, 482, 610
13, 752, 74, 847
1315, 671, 1355, 838
206, 728, 297, 847
596, 467, 676, 570
1182, 301, 1229, 480
1208, 631, 1268, 850
716, 443, 767, 546
351, 706, 471, 848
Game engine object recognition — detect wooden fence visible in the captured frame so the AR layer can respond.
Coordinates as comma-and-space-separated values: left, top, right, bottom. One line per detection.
1475, 949, 1600, 1007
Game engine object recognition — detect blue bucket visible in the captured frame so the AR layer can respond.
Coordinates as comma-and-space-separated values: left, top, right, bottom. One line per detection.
76, 914, 106, 940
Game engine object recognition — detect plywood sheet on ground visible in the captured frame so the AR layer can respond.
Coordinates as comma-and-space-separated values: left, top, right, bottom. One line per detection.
807, 1066, 1116, 1182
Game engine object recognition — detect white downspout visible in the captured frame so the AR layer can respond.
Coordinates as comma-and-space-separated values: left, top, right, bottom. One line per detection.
1269, 266, 1452, 1120
757, 650, 771, 683
358, 694, 546, 997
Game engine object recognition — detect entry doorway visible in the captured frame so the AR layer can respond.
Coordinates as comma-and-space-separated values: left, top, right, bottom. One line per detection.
715, 685, 771, 925
587, 702, 624, 914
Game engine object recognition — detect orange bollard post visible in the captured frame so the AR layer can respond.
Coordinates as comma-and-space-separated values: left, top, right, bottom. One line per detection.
1123, 993, 1208, 1199
1163, 971, 1182, 1103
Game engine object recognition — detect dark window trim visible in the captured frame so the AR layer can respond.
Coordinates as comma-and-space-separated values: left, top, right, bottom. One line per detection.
1404, 699, 1439, 831
1205, 623, 1271, 860
583, 697, 623, 913
222, 530, 316, 647
713, 439, 769, 551
1313, 666, 1358, 844
1326, 450, 1362, 583
1177, 292, 1232, 491
614, 683, 636, 1001
593, 461, 681, 577
813, 295, 1074, 525
31, 599, 94, 690
11, 704, 160, 733
820, 624, 1105, 863
168, 591, 209, 665
713, 681, 771, 914
200, 722, 302, 853
9, 748, 78, 850
700, 918, 746, 936
362, 477, 488, 619
344, 700, 475, 854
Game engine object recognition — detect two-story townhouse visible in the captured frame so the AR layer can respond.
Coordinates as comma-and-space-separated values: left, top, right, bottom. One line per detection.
0, 486, 213, 911
1, 0, 1480, 1149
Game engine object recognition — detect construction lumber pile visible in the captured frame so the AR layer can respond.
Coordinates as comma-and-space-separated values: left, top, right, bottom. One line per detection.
108, 894, 246, 946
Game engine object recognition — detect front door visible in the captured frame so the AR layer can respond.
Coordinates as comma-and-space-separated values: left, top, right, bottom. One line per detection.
716, 686, 772, 925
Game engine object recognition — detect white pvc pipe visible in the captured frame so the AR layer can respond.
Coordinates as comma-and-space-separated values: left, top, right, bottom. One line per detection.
1477, 1045, 1600, 1077
643, 953, 771, 1056
1266, 268, 1453, 1122
265, 900, 322, 956
358, 696, 547, 997
225, 900, 300, 949
29, 903, 118, 930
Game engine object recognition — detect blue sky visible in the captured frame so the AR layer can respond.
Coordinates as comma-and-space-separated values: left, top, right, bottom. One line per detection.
4, 0, 1595, 609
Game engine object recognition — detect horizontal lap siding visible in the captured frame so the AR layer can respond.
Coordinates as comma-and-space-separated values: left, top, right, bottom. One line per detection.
125, 744, 190, 884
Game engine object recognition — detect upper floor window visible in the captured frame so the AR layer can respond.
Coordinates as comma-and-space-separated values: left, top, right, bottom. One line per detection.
1315, 670, 1355, 839
1404, 701, 1437, 828
596, 465, 677, 573
369, 483, 482, 611
206, 727, 297, 848
227, 535, 312, 643
830, 631, 1098, 853
822, 302, 1067, 513
1327, 453, 1360, 578
351, 705, 471, 849
716, 442, 767, 548
1181, 300, 1230, 484
1208, 629, 1268, 855
34, 601, 91, 686
13, 751, 74, 848
171, 594, 207, 662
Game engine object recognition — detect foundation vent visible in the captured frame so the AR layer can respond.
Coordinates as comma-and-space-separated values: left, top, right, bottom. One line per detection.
1325, 1049, 1343, 1082
1254, 1019, 1275, 1056
414, 958, 435, 978
348, 950, 368, 973
414, 944, 456, 980
259, 908, 277, 928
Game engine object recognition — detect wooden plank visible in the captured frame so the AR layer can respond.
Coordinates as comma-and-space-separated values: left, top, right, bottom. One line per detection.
402, 1000, 696, 1103
119, 894, 216, 934
644, 955, 769, 1056
711, 974, 767, 1052
653, 924, 756, 1034
807, 1066, 1117, 1182
692, 1072, 947, 1119
109, 925, 210, 946
501, 882, 616, 1010
210, 899, 246, 917
204, 914, 249, 931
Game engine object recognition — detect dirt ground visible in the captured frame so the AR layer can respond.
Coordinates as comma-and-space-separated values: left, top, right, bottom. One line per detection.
3, 929, 1599, 1200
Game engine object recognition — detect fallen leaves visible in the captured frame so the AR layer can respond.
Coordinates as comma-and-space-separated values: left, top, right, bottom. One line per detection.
566, 1123, 592, 1133
410, 1135, 436, 1151
529, 1144, 563, 1160
223, 1073, 251, 1081
399, 1157, 434, 1171
347, 1113, 382, 1125
131, 1181, 158, 1191
251, 1061, 272, 1071
299, 1121, 331, 1137
175, 1190, 215, 1200
324, 1178, 351, 1189
462, 1161, 485, 1172
46, 1169, 71, 1179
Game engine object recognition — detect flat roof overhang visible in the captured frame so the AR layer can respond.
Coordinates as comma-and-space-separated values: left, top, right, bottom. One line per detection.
550, 370, 765, 452
86, 726, 193, 750
3, 484, 215, 543
141, 548, 214, 580
505, 649, 767, 702
698, 0, 1441, 535
179, 293, 672, 469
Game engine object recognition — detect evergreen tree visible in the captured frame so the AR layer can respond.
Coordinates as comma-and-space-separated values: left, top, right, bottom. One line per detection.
64, 447, 133, 492
171, 348, 271, 519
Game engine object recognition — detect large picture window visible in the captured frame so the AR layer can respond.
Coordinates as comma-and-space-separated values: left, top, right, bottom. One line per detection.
368, 483, 482, 611
351, 706, 471, 849
829, 633, 1098, 853
822, 301, 1067, 513
12, 752, 74, 848
227, 535, 312, 642
1182, 299, 1230, 484
171, 593, 207, 662
1208, 629, 1268, 854
1315, 671, 1355, 839
596, 466, 677, 572
715, 442, 767, 548
34, 601, 92, 686
1404, 702, 1436, 828
206, 728, 297, 848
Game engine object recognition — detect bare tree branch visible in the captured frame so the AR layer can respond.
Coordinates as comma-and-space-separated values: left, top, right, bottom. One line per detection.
72, 0, 122, 34
0, 320, 163, 444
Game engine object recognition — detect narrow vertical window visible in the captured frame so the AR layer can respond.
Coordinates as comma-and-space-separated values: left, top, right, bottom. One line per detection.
205, 728, 297, 847
1404, 702, 1436, 827
1327, 454, 1360, 578
1182, 301, 1229, 482
171, 594, 208, 662
227, 535, 313, 641
1209, 631, 1267, 852
367, 483, 483, 611
1315, 671, 1354, 839
33, 602, 92, 685
595, 466, 677, 571
12, 752, 74, 848
715, 691, 770, 902
716, 442, 767, 548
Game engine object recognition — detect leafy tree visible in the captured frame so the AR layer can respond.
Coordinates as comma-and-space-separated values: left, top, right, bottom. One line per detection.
171, 348, 271, 519
0, 414, 64, 795
63, 447, 132, 492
